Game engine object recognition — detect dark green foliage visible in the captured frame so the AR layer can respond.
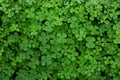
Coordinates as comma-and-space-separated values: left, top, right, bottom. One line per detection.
0, 0, 120, 80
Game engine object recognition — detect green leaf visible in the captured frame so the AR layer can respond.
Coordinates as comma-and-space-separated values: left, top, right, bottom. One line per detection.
56, 33, 67, 43
41, 55, 52, 66
86, 36, 95, 43
10, 24, 19, 32
27, 62, 36, 69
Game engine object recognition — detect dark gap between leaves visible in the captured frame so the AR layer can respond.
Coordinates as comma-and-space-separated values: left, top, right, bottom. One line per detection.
39, 55, 42, 60
101, 5, 105, 13
76, 64, 79, 68
25, 18, 31, 22
10, 67, 19, 79
7, 43, 19, 57
75, 47, 82, 56
8, 44, 13, 51
0, 11, 3, 26
0, 18, 2, 26
14, 0, 17, 2
103, 31, 107, 35
92, 17, 100, 26
118, 44, 120, 48
62, 21, 67, 24
118, 14, 120, 18
101, 71, 106, 76
103, 54, 112, 57
116, 7, 120, 18
87, 13, 90, 20
75, 78, 79, 80
47, 78, 50, 80
116, 7, 120, 12
42, 20, 47, 24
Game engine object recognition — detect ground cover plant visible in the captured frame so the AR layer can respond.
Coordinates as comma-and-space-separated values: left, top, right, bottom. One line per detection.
0, 0, 120, 80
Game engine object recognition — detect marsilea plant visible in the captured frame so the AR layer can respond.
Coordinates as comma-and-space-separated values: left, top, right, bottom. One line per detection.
0, 0, 120, 80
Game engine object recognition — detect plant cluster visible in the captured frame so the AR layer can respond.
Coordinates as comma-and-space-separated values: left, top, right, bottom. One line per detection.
0, 0, 120, 80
